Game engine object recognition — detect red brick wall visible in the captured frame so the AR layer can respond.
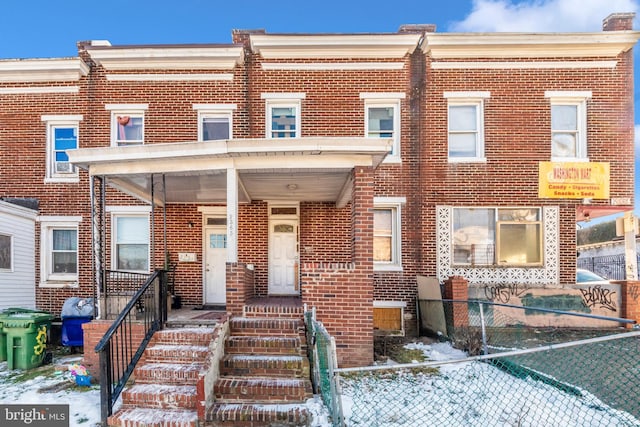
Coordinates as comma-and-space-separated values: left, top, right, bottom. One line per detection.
421, 50, 635, 286
82, 320, 147, 381
619, 280, 640, 327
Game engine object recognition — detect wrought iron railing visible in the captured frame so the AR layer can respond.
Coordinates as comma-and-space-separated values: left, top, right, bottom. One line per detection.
95, 269, 168, 426
102, 269, 152, 294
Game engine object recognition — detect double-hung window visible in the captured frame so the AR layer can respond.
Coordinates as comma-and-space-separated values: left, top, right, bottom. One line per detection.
42, 115, 82, 183
193, 104, 236, 141
111, 210, 150, 272
445, 92, 490, 162
373, 197, 405, 271
545, 91, 591, 161
106, 104, 148, 146
39, 216, 81, 286
262, 93, 305, 138
452, 207, 542, 266
0, 234, 11, 271
361, 93, 404, 162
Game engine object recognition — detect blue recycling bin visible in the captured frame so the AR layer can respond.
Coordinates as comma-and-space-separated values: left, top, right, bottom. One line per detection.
60, 298, 94, 348
61, 316, 92, 347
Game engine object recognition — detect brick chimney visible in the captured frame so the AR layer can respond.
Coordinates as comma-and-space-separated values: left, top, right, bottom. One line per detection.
602, 12, 635, 31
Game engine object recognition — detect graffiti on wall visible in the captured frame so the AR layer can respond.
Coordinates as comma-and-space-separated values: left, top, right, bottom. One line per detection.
580, 286, 617, 312
484, 284, 530, 304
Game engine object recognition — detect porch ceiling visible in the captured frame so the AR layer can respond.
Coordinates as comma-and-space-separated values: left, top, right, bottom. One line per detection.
68, 137, 390, 206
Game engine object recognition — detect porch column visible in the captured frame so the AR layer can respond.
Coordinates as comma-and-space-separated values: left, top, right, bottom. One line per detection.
226, 168, 238, 263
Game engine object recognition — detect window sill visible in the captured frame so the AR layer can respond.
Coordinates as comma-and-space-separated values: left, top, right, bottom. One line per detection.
39, 281, 79, 288
374, 264, 403, 272
551, 157, 588, 163
45, 176, 79, 184
448, 157, 487, 163
382, 155, 402, 164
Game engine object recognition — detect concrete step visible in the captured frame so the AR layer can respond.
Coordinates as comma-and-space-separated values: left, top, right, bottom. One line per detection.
144, 344, 209, 364
225, 336, 304, 356
121, 383, 198, 409
133, 362, 204, 385
220, 354, 309, 378
214, 377, 313, 403
205, 403, 310, 427
230, 317, 304, 337
152, 327, 215, 346
108, 407, 198, 427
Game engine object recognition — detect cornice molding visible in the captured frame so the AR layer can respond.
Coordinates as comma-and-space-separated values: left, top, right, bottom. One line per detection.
423, 31, 640, 59
0, 58, 89, 82
250, 34, 421, 59
87, 45, 245, 70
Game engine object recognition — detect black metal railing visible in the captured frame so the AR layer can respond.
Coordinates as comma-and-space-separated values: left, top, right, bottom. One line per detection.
577, 254, 640, 280
102, 269, 152, 294
95, 269, 168, 426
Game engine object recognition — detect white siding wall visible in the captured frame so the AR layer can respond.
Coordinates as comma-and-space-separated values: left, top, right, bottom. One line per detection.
0, 201, 37, 310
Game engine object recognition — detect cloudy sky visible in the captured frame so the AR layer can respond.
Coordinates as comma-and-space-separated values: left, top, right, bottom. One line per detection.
1, 0, 639, 216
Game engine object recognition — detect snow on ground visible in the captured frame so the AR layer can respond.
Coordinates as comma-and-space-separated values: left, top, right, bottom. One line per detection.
339, 341, 640, 427
0, 354, 101, 427
1, 340, 635, 427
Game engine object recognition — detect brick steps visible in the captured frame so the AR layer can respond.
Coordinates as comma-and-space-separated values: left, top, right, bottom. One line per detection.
207, 309, 312, 427
153, 327, 215, 346
230, 317, 305, 337
133, 362, 205, 385
225, 336, 303, 355
220, 354, 309, 378
214, 377, 313, 403
121, 384, 198, 409
144, 344, 210, 363
206, 403, 310, 427
108, 407, 198, 427
108, 326, 215, 427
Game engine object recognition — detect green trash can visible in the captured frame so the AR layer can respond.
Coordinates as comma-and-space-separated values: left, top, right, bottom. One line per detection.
2, 309, 53, 370
0, 308, 28, 362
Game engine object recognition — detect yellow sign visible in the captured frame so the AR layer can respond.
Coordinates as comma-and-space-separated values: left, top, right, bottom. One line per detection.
538, 162, 609, 199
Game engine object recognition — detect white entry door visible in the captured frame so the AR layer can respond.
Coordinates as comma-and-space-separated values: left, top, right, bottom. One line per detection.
268, 220, 299, 295
204, 225, 227, 305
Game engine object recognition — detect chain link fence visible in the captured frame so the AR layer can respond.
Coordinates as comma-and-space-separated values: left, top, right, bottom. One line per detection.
305, 306, 343, 426
307, 301, 640, 426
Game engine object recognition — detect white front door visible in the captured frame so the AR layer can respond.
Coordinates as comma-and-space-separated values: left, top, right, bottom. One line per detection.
268, 220, 299, 295
204, 225, 227, 305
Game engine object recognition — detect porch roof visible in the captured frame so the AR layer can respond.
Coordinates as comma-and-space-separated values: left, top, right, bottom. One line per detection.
68, 137, 391, 207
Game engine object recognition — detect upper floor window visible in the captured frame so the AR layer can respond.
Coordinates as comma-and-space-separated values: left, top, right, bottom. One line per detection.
374, 197, 405, 271
452, 207, 542, 267
0, 234, 11, 271
262, 93, 305, 138
111, 211, 149, 272
38, 216, 81, 287
193, 104, 236, 141
445, 92, 490, 162
545, 91, 591, 161
106, 104, 148, 147
361, 93, 404, 163
41, 115, 83, 183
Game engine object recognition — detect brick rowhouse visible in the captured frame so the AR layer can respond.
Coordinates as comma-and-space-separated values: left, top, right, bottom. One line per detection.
0, 13, 638, 366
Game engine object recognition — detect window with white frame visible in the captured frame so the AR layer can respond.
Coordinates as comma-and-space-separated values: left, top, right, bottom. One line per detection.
361, 93, 404, 162
112, 213, 149, 272
545, 92, 591, 160
452, 207, 542, 266
445, 92, 490, 162
39, 217, 81, 286
106, 104, 148, 146
262, 93, 305, 138
41, 115, 82, 182
193, 104, 236, 141
0, 234, 12, 271
373, 197, 405, 270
